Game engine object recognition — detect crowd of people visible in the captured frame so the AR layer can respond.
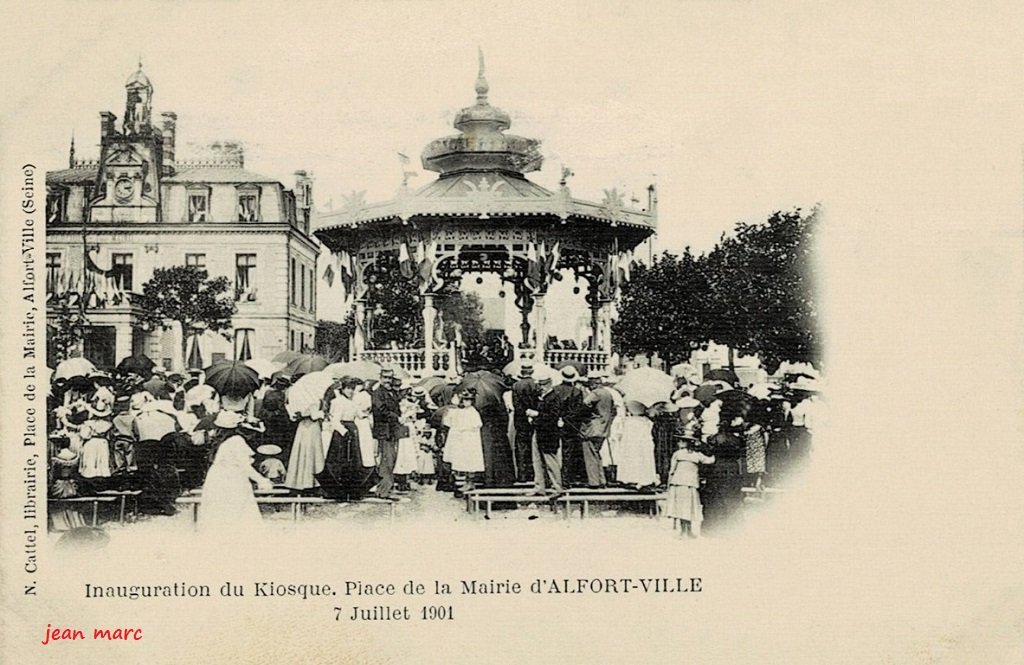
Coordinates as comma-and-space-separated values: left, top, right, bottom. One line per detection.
46, 357, 823, 537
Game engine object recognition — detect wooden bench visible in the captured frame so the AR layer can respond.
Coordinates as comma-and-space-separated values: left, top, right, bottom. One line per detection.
49, 496, 119, 527
558, 492, 667, 519
175, 494, 397, 525
741, 486, 786, 503
96, 490, 143, 524
464, 487, 643, 518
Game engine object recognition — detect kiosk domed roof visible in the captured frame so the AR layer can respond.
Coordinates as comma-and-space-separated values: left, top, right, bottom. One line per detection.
421, 50, 542, 177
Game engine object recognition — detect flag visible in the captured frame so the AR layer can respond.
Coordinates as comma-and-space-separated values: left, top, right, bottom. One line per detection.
399, 241, 413, 279
323, 263, 335, 287
526, 242, 542, 290
545, 241, 561, 274
417, 239, 435, 289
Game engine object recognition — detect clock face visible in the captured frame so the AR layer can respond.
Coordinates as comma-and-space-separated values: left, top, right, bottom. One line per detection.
115, 178, 135, 202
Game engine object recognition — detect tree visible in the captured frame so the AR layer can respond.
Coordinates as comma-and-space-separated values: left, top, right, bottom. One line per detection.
134, 265, 236, 368
47, 293, 88, 365
438, 288, 485, 346
315, 317, 353, 362
363, 254, 421, 348
612, 249, 711, 366
703, 208, 821, 373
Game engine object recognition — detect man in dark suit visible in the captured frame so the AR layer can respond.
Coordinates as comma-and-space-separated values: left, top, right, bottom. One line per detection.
371, 368, 402, 500
511, 363, 541, 483
580, 371, 615, 488
531, 375, 563, 493
552, 366, 587, 487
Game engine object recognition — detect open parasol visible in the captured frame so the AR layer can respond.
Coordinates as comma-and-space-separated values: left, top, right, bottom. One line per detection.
54, 357, 97, 381
286, 371, 334, 417
457, 370, 509, 410
115, 354, 156, 379
325, 359, 383, 382
694, 380, 732, 405
203, 360, 261, 399
245, 358, 282, 380
617, 367, 675, 407
272, 350, 303, 364
285, 353, 330, 377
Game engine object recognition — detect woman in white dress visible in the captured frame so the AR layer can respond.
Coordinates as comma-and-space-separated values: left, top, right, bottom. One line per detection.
393, 393, 421, 487
199, 435, 272, 533
352, 383, 376, 469
284, 403, 325, 493
441, 389, 484, 490
616, 400, 660, 488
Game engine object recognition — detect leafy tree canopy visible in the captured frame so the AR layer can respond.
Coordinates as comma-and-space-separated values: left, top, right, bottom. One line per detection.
134, 265, 235, 365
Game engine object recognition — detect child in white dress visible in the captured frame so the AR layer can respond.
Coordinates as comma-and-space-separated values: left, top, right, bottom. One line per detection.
666, 429, 715, 537
441, 389, 484, 491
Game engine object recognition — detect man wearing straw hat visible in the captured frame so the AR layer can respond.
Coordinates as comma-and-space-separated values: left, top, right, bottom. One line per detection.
580, 370, 614, 488
511, 362, 541, 483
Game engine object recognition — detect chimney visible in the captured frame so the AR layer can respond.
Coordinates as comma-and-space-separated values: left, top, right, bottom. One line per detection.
160, 112, 177, 173
294, 171, 314, 209
100, 112, 117, 142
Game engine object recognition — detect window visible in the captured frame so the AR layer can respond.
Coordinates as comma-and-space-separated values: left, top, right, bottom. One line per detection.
300, 264, 307, 309
299, 331, 305, 353
111, 253, 133, 292
185, 253, 206, 273
291, 258, 297, 306
237, 190, 259, 222
234, 329, 254, 361
46, 191, 66, 224
290, 330, 296, 351
235, 253, 256, 300
187, 191, 209, 222
45, 253, 61, 292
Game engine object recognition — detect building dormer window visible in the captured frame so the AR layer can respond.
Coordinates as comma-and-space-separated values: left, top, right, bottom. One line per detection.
187, 187, 210, 222
237, 187, 260, 222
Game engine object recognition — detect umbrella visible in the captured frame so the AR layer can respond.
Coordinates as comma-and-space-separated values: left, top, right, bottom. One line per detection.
457, 370, 508, 409
272, 350, 303, 364
705, 368, 739, 386
554, 359, 589, 375
617, 367, 675, 407
416, 375, 448, 397
325, 359, 382, 382
54, 357, 96, 381
285, 354, 329, 377
116, 354, 156, 378
245, 358, 282, 380
286, 371, 334, 417
694, 380, 732, 405
203, 360, 260, 399
142, 376, 171, 400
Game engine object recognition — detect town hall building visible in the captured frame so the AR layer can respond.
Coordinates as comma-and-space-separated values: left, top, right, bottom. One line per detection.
45, 64, 319, 370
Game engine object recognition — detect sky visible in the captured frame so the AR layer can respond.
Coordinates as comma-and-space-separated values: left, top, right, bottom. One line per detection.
6, 1, 850, 256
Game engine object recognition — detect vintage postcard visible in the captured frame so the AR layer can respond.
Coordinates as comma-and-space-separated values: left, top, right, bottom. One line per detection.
1, 2, 1021, 664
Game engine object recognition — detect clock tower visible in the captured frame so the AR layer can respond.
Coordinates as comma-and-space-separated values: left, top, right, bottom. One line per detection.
90, 63, 164, 223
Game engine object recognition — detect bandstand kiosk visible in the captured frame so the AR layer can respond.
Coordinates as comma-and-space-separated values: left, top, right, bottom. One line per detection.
313, 56, 657, 377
